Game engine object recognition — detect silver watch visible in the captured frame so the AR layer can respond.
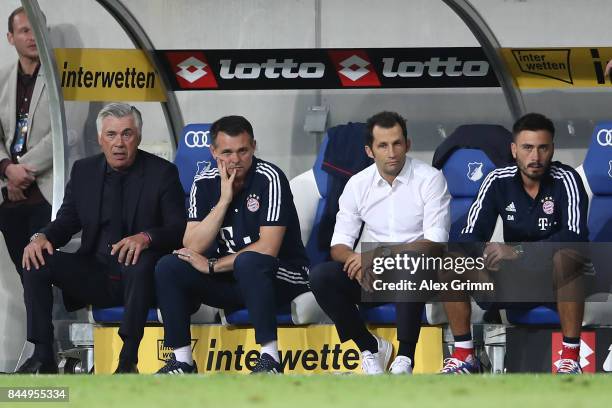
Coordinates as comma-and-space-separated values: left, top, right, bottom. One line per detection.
29, 232, 45, 242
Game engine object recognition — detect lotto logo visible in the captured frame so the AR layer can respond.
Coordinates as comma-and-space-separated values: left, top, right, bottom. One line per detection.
165, 51, 218, 89
328, 50, 381, 87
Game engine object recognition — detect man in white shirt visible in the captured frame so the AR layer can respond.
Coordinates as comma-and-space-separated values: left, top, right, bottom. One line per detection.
309, 111, 451, 375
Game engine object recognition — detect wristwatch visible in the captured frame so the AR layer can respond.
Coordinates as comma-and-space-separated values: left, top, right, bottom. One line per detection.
29, 232, 45, 242
208, 258, 218, 274
512, 244, 524, 257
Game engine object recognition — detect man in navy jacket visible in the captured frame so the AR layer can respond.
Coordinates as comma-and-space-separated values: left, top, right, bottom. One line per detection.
442, 113, 589, 375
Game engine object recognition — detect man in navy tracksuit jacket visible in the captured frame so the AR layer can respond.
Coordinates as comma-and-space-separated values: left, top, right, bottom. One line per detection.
441, 113, 589, 374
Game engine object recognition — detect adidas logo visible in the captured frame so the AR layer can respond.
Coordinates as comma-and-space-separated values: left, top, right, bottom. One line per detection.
505, 202, 516, 212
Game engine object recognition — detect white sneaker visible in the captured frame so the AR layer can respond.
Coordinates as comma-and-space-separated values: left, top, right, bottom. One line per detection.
360, 336, 393, 375
389, 355, 413, 374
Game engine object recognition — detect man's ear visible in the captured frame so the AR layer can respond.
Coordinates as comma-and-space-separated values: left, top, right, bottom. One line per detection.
365, 145, 374, 159
511, 142, 517, 160
209, 144, 217, 160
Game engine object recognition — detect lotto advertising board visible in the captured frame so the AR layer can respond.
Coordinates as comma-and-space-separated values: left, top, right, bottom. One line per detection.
158, 47, 500, 90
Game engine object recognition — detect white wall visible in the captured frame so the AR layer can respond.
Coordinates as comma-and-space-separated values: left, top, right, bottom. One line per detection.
1, 0, 607, 173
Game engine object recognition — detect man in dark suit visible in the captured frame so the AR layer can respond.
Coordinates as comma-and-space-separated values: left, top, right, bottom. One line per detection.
18, 103, 186, 374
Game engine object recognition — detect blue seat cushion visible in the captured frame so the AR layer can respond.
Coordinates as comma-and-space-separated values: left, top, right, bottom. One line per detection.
224, 305, 293, 325
583, 122, 612, 196
359, 303, 428, 324
442, 149, 496, 197
449, 198, 473, 242
588, 197, 612, 242
174, 123, 216, 196
92, 307, 159, 323
505, 305, 560, 325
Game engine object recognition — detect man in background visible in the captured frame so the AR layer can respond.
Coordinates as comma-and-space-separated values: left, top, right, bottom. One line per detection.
0, 7, 53, 278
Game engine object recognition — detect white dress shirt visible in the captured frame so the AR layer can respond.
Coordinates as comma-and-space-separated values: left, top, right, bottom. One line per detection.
331, 156, 451, 249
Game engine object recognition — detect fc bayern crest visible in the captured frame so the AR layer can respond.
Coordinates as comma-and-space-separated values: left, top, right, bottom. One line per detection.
542, 196, 554, 215
246, 194, 260, 212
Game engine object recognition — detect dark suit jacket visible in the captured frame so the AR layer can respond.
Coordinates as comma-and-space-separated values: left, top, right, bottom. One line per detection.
41, 149, 186, 254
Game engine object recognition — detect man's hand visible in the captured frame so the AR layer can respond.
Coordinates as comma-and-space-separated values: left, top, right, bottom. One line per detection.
7, 180, 26, 202
5, 163, 35, 189
22, 234, 54, 271
483, 242, 519, 271
173, 248, 209, 273
111, 233, 151, 266
343, 252, 362, 280
605, 59, 612, 79
218, 160, 236, 205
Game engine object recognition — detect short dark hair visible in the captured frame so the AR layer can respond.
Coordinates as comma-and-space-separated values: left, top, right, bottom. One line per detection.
512, 113, 555, 141
8, 7, 45, 34
8, 7, 24, 33
365, 111, 408, 147
210, 115, 254, 145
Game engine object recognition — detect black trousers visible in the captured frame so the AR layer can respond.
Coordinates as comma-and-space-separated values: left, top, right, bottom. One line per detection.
22, 249, 161, 363
156, 251, 307, 348
0, 200, 51, 277
309, 261, 425, 345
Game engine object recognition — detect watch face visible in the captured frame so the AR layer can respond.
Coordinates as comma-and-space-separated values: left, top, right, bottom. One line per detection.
381, 247, 392, 257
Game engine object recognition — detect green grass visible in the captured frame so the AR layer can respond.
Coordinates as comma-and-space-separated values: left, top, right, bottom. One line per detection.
0, 374, 610, 408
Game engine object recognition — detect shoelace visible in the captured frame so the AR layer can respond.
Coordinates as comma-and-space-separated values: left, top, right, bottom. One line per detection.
158, 357, 182, 373
252, 355, 278, 372
557, 359, 581, 373
390, 357, 411, 371
441, 358, 464, 372
361, 353, 379, 371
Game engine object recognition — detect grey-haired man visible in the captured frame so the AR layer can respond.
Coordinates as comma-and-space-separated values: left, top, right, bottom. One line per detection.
18, 103, 186, 374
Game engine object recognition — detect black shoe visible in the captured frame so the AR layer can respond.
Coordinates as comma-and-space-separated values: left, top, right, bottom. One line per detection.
15, 357, 58, 374
114, 361, 139, 374
155, 353, 197, 374
251, 353, 283, 374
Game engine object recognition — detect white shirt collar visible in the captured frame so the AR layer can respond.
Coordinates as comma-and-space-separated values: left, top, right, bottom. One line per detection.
373, 155, 412, 186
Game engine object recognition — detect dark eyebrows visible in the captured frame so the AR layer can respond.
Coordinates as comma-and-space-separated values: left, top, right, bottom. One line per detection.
220, 146, 249, 154
520, 143, 550, 148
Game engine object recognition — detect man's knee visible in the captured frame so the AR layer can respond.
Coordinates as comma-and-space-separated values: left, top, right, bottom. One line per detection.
22, 252, 55, 283
552, 248, 584, 269
309, 261, 343, 293
233, 251, 277, 281
122, 251, 163, 280
154, 254, 182, 284
552, 248, 585, 284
